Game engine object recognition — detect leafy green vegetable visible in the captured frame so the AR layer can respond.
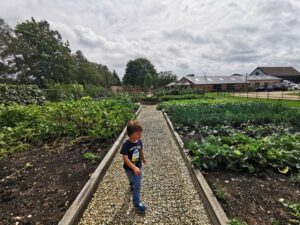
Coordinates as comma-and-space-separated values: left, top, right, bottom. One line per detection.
0, 84, 45, 105
0, 97, 138, 159
159, 98, 300, 173
279, 198, 300, 224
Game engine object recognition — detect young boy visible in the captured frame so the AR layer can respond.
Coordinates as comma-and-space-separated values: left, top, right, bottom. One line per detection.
120, 120, 148, 213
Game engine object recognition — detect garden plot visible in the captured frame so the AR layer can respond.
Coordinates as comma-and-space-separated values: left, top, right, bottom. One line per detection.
159, 99, 300, 225
0, 98, 138, 225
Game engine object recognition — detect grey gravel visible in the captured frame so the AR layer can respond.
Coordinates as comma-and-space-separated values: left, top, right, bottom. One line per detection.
79, 105, 211, 225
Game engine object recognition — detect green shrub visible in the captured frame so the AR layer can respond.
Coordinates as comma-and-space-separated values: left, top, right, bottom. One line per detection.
0, 84, 45, 105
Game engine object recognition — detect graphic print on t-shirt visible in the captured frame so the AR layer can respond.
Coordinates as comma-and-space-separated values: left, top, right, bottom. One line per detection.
132, 148, 140, 163
129, 145, 141, 164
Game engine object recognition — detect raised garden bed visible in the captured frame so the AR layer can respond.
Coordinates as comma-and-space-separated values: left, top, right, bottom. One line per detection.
0, 137, 112, 225
159, 99, 300, 225
0, 98, 138, 224
204, 168, 300, 225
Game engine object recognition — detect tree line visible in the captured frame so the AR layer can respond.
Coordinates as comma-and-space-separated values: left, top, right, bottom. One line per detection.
122, 58, 177, 90
0, 17, 177, 90
0, 17, 120, 88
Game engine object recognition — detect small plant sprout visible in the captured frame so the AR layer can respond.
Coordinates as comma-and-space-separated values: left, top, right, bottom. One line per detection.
83, 152, 101, 164
212, 183, 227, 201
228, 218, 248, 225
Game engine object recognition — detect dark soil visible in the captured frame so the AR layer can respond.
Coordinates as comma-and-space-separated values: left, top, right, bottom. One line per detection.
204, 169, 300, 225
0, 137, 114, 225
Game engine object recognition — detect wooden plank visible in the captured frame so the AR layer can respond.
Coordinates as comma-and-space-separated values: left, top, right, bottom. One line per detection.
162, 110, 229, 225
58, 105, 142, 225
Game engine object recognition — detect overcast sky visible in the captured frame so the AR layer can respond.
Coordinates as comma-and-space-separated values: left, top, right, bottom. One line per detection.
1, 0, 300, 78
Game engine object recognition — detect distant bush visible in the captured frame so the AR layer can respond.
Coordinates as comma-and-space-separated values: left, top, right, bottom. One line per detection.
158, 94, 205, 101
109, 92, 146, 103
140, 95, 160, 105
83, 84, 109, 99
0, 84, 45, 105
155, 87, 204, 96
44, 84, 127, 101
44, 83, 84, 101
140, 93, 205, 105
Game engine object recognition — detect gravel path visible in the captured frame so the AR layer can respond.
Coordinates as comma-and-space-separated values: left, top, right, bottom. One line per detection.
79, 105, 211, 225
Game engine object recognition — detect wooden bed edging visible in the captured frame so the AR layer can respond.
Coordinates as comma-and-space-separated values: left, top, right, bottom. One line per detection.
162, 110, 229, 225
58, 105, 142, 225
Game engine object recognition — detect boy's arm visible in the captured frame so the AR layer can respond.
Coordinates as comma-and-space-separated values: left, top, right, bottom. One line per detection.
123, 155, 141, 175
140, 149, 147, 164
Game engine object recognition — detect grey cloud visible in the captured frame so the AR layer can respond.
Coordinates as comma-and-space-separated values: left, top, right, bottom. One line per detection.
73, 26, 107, 48
178, 62, 189, 69
162, 29, 208, 44
167, 46, 182, 57
1, 0, 300, 77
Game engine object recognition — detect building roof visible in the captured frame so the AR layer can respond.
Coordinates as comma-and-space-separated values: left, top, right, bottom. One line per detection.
247, 75, 281, 81
251, 67, 300, 76
166, 81, 190, 87
166, 82, 176, 87
176, 81, 191, 86
183, 75, 247, 85
231, 74, 281, 81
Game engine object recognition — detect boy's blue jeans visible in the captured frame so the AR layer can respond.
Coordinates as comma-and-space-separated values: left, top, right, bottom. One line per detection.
125, 168, 142, 205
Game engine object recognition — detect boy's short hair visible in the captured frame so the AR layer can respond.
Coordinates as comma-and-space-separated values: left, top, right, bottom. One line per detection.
127, 120, 143, 136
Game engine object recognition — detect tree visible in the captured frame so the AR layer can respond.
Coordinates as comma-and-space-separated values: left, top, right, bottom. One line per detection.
112, 70, 121, 85
0, 18, 15, 79
122, 58, 157, 87
143, 73, 153, 91
13, 17, 75, 87
73, 50, 100, 85
0, 17, 119, 89
95, 63, 119, 88
73, 50, 119, 88
157, 71, 177, 87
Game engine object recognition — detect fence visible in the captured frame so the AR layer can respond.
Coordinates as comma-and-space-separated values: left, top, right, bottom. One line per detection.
216, 89, 300, 101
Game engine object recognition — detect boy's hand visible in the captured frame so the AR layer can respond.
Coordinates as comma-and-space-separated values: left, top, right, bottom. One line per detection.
142, 159, 147, 164
133, 167, 141, 176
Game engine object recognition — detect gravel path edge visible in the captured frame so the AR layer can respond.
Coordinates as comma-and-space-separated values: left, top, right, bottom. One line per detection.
162, 109, 229, 225
58, 105, 143, 225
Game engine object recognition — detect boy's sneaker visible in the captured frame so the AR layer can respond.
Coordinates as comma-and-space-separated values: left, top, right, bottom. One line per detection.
133, 202, 148, 212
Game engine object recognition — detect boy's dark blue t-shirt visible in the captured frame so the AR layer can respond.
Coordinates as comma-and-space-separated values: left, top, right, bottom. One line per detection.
120, 139, 143, 170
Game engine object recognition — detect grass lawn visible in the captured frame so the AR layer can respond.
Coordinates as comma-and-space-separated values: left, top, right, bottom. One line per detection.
205, 92, 300, 108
